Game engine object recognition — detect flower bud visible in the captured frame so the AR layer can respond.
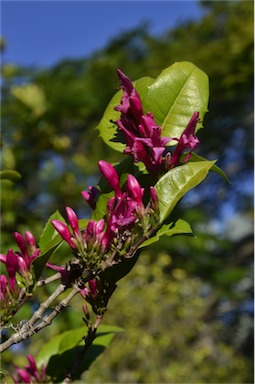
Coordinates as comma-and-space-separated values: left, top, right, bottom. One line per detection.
51, 220, 75, 249
65, 207, 81, 239
150, 186, 159, 212
13, 232, 27, 255
81, 186, 100, 210
98, 160, 122, 199
0, 274, 8, 301
6, 249, 19, 291
126, 174, 144, 207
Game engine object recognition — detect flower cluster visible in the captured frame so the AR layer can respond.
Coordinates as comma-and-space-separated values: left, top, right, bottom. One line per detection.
51, 160, 158, 274
11, 354, 47, 384
114, 69, 200, 177
0, 231, 40, 299
0, 231, 40, 321
115, 69, 170, 176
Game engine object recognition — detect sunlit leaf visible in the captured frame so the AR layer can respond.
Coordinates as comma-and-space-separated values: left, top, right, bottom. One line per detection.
139, 219, 193, 249
143, 61, 209, 143
155, 160, 215, 223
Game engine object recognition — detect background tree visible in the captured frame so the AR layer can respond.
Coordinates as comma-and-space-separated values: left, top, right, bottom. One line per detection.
1, 1, 253, 382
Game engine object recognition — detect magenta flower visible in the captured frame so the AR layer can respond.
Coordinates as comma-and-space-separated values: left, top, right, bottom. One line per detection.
115, 69, 170, 176
126, 174, 144, 208
0, 274, 8, 301
169, 112, 200, 168
1, 249, 19, 291
11, 354, 47, 384
81, 185, 100, 210
98, 160, 122, 199
51, 219, 76, 249
66, 206, 81, 239
46, 263, 69, 284
83, 219, 106, 252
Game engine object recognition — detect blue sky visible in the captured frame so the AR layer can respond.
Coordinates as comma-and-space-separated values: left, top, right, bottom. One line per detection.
1, 1, 204, 68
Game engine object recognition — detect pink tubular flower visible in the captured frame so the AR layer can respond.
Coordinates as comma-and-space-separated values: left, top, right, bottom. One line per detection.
0, 274, 8, 301
83, 219, 106, 252
11, 354, 47, 384
169, 112, 200, 168
4, 249, 19, 291
51, 219, 76, 249
115, 69, 170, 176
66, 206, 81, 239
81, 185, 100, 210
98, 160, 122, 199
46, 263, 69, 284
126, 174, 144, 208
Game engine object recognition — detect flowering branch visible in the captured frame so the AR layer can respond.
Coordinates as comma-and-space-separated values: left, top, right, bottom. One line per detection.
1, 63, 220, 382
0, 283, 79, 352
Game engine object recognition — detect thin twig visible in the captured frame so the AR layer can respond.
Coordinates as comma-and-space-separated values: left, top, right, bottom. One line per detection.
37, 272, 62, 287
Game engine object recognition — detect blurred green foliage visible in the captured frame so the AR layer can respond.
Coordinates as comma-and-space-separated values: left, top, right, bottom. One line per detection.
1, 1, 253, 383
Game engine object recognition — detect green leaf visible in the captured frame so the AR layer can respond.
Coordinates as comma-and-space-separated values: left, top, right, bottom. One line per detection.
39, 210, 66, 254
92, 191, 114, 221
37, 325, 123, 382
0, 169, 21, 181
155, 160, 215, 223
97, 76, 154, 152
143, 62, 209, 142
139, 219, 193, 249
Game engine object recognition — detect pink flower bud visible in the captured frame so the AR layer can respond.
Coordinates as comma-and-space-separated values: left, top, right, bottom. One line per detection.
26, 354, 37, 375
65, 207, 81, 238
0, 274, 8, 301
25, 231, 36, 247
15, 369, 31, 384
150, 186, 159, 211
6, 249, 19, 291
80, 287, 89, 298
81, 186, 100, 210
17, 255, 27, 274
98, 160, 122, 199
13, 232, 27, 255
51, 220, 75, 249
126, 174, 144, 207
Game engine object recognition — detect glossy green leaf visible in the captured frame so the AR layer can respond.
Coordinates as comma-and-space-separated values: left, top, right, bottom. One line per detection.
97, 76, 154, 152
0, 169, 21, 181
139, 219, 193, 249
92, 191, 114, 221
143, 62, 209, 142
39, 210, 66, 254
155, 160, 215, 223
